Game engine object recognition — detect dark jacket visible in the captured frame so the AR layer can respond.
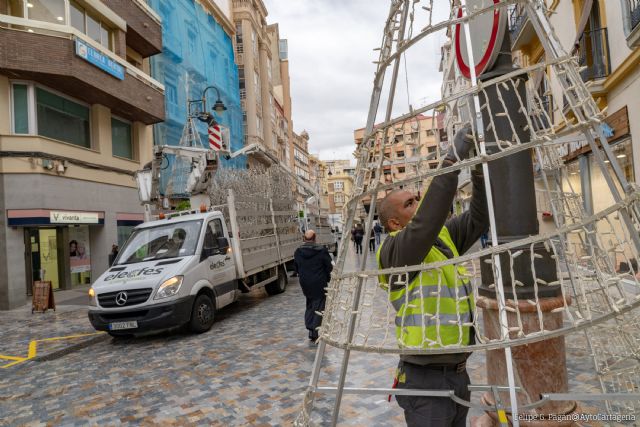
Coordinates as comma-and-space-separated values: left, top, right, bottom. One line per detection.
353, 227, 365, 240
294, 242, 333, 299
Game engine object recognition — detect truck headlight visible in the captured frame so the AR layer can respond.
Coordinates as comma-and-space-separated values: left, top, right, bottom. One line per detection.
88, 287, 97, 307
155, 276, 184, 300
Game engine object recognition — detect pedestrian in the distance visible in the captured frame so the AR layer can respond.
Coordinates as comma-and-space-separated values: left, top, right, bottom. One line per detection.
109, 244, 119, 266
353, 224, 364, 254
369, 228, 375, 252
374, 222, 383, 245
294, 230, 333, 342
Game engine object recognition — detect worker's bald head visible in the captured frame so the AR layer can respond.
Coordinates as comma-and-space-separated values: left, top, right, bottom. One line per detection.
378, 189, 420, 232
304, 230, 316, 242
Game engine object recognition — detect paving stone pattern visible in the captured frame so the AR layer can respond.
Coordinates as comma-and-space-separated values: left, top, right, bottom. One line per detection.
0, 242, 625, 426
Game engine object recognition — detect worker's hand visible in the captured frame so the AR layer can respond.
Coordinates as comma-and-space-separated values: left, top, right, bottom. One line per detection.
445, 124, 475, 163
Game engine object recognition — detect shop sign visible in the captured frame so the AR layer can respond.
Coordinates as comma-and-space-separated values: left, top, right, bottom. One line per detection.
50, 211, 99, 224
75, 38, 125, 80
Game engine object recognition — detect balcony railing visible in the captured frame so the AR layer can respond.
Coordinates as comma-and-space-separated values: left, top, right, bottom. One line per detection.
631, 0, 640, 31
577, 28, 611, 81
508, 5, 528, 42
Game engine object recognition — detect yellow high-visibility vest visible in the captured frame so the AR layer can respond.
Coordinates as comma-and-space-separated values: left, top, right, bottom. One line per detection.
377, 226, 474, 348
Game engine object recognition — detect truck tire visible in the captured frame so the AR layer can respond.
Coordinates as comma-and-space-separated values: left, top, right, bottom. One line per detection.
265, 268, 287, 295
189, 294, 215, 333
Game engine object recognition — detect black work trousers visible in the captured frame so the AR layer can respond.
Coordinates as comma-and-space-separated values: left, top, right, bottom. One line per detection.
395, 360, 471, 427
305, 296, 326, 340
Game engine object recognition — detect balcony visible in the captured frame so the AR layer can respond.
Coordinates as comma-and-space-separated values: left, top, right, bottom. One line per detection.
577, 28, 611, 82
0, 20, 164, 124
508, 5, 536, 50
102, 0, 162, 57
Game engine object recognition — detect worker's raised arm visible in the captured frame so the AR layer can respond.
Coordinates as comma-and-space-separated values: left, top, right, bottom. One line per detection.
379, 170, 459, 269
445, 169, 489, 255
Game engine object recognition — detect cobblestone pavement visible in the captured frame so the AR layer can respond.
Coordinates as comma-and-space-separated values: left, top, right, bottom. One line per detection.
0, 241, 629, 426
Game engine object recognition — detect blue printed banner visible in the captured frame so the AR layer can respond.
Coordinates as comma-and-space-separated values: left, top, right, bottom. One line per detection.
75, 38, 125, 80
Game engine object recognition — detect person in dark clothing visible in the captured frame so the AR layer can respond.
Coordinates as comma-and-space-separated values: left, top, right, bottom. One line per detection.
109, 244, 119, 266
294, 230, 333, 342
369, 228, 375, 252
353, 224, 364, 254
374, 222, 383, 245
377, 125, 489, 427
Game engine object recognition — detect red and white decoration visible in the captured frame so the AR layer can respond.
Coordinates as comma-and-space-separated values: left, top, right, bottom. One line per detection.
208, 124, 222, 151
454, 0, 507, 79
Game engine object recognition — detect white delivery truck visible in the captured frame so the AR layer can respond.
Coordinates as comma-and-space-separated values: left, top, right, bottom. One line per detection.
87, 189, 300, 336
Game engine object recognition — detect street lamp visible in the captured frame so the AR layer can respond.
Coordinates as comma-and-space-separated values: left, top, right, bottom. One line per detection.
189, 85, 227, 126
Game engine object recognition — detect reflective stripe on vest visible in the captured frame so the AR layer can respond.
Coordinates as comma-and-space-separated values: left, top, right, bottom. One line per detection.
377, 226, 474, 349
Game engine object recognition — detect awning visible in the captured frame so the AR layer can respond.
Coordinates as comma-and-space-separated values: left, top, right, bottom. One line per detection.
7, 209, 104, 227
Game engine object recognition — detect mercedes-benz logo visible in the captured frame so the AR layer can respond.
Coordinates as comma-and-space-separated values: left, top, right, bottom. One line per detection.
115, 291, 128, 306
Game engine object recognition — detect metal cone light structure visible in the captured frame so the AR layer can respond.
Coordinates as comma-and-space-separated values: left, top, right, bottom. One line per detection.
296, 1, 640, 426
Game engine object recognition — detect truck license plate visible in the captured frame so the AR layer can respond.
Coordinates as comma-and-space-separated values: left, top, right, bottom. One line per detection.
109, 321, 138, 330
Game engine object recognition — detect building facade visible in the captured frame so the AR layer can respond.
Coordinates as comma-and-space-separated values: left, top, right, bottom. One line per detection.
268, 23, 292, 166
323, 160, 355, 229
292, 130, 311, 213
353, 114, 439, 217
148, 0, 244, 171
508, 0, 639, 220
232, 0, 276, 168
0, 0, 164, 309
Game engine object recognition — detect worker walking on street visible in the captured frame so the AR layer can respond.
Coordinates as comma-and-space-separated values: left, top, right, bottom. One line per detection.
376, 125, 489, 427
294, 230, 333, 342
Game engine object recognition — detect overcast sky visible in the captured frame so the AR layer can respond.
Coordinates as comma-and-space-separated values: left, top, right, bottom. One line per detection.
263, 0, 451, 161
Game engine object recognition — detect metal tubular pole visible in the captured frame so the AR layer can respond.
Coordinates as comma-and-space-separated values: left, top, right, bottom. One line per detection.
301, 5, 403, 421
329, 2, 412, 425
333, 1, 402, 275
459, 1, 521, 425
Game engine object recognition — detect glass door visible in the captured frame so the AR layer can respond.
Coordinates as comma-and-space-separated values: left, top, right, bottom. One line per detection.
28, 228, 60, 290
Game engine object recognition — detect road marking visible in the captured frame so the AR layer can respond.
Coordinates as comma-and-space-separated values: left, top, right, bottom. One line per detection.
0, 332, 105, 369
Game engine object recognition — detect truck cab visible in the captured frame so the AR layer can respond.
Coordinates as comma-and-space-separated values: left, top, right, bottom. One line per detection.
88, 211, 238, 336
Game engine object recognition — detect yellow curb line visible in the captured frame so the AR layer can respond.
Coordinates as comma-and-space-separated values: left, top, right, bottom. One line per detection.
0, 332, 105, 369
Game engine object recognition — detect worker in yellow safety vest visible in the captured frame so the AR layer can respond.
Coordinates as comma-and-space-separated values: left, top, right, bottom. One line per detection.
376, 125, 489, 427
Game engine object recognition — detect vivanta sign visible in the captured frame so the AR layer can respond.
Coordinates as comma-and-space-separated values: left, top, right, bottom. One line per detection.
50, 211, 99, 224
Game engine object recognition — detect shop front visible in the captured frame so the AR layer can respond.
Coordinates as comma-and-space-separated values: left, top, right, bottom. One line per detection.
7, 209, 104, 294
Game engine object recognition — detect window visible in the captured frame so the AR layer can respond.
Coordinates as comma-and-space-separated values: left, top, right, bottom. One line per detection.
334, 181, 344, 190
12, 84, 29, 134
238, 67, 245, 91
235, 22, 243, 51
334, 194, 345, 203
204, 219, 223, 250
36, 87, 90, 147
29, 0, 66, 25
8, 0, 25, 17
427, 146, 437, 153
256, 115, 263, 139
279, 39, 288, 60
70, 1, 85, 32
252, 28, 258, 57
398, 167, 406, 174
112, 117, 133, 159
396, 150, 405, 158
254, 70, 261, 105
68, 2, 112, 49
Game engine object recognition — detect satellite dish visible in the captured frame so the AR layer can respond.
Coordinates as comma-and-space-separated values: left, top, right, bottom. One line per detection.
454, 0, 507, 79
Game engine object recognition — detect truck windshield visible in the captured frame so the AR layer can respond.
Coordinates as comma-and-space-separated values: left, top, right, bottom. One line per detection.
115, 220, 203, 265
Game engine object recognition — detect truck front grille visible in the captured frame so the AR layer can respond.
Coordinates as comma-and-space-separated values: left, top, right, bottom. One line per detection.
98, 288, 153, 308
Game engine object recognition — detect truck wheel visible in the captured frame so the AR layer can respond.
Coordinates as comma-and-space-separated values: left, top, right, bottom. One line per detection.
265, 268, 287, 295
189, 294, 215, 333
